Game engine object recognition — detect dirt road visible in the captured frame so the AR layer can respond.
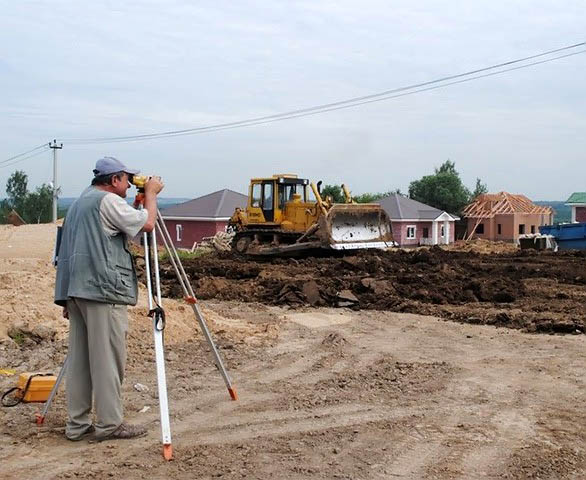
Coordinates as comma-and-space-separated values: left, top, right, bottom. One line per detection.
1, 304, 584, 479
0, 225, 584, 479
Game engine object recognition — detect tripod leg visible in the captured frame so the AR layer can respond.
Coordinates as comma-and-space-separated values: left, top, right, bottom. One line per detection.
190, 301, 238, 401
155, 212, 237, 400
36, 355, 68, 425
144, 231, 173, 460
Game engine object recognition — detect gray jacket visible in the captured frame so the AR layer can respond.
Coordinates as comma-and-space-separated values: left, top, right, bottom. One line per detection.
54, 186, 139, 306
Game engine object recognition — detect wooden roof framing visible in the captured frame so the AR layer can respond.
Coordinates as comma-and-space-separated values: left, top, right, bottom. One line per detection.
462, 192, 553, 219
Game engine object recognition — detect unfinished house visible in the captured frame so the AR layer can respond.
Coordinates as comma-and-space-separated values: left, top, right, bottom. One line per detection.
462, 192, 554, 242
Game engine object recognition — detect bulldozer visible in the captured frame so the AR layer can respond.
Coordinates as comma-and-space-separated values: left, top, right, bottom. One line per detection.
228, 174, 393, 255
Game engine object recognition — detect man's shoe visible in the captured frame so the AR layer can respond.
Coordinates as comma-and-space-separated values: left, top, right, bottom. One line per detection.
94, 422, 147, 442
66, 425, 95, 442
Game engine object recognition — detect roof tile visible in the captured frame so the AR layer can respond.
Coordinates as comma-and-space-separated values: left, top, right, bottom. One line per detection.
160, 189, 247, 218
378, 194, 453, 220
566, 192, 586, 204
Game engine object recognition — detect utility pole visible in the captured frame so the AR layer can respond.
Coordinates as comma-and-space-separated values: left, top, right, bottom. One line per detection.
49, 140, 63, 223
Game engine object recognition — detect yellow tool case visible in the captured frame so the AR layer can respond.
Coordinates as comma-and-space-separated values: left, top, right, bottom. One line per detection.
1, 372, 56, 406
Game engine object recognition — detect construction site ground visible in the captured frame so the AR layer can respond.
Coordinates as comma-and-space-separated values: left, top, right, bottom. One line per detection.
0, 224, 584, 479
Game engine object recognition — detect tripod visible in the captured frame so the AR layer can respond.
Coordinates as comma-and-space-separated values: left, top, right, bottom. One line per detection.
143, 210, 238, 460
39, 208, 237, 461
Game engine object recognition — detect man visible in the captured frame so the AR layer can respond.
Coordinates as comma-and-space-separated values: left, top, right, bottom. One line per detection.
54, 156, 164, 442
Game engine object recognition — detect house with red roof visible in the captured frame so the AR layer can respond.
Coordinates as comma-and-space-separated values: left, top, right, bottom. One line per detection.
160, 189, 247, 248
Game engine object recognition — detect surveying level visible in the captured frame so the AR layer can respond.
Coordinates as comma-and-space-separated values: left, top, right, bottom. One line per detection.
129, 174, 149, 190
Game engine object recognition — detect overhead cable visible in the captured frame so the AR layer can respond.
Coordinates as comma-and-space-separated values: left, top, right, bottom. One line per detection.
0, 146, 51, 170
0, 143, 49, 166
61, 41, 586, 145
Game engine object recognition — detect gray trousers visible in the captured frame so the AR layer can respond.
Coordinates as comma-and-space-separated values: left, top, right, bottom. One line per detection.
66, 298, 128, 439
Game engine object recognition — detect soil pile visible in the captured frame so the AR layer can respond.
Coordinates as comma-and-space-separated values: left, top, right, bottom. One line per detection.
154, 247, 586, 334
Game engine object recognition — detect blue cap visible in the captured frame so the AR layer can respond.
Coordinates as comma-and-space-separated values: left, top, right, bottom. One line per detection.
93, 156, 139, 176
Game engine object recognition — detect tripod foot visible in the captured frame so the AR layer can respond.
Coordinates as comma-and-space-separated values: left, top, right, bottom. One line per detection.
35, 413, 45, 426
163, 443, 173, 460
228, 387, 238, 401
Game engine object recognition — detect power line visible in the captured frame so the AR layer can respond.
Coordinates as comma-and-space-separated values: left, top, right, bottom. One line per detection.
0, 143, 49, 166
61, 41, 586, 145
2, 41, 584, 156
66, 48, 586, 145
0, 146, 51, 170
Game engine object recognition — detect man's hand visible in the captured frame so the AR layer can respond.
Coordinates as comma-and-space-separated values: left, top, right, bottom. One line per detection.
144, 176, 164, 195
63, 307, 69, 319
141, 176, 164, 233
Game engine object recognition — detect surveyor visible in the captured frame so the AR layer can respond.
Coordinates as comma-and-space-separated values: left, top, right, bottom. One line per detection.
54, 156, 164, 442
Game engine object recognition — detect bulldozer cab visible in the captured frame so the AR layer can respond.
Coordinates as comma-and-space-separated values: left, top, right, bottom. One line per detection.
248, 175, 311, 224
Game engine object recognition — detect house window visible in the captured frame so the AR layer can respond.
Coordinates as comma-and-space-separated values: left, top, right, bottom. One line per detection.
519, 224, 525, 234
176, 224, 183, 242
406, 226, 416, 239
531, 225, 535, 234
422, 227, 429, 238
497, 224, 502, 235
475, 223, 484, 234
440, 225, 445, 237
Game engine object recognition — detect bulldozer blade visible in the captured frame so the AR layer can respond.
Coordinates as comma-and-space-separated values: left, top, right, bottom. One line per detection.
323, 204, 393, 250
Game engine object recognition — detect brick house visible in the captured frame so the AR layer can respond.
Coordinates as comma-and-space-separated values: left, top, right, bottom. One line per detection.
159, 189, 247, 248
378, 194, 458, 247
566, 192, 586, 223
462, 192, 554, 242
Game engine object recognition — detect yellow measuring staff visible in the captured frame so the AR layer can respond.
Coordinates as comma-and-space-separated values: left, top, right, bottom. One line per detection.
0, 369, 17, 376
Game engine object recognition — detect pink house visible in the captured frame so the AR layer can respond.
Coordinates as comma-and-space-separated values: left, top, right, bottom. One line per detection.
159, 189, 247, 249
378, 194, 458, 247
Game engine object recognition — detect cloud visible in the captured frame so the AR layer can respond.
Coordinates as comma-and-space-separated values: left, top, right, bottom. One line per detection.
0, 1, 584, 199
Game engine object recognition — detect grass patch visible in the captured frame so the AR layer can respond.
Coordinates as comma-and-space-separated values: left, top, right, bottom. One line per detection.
159, 248, 211, 261
9, 331, 26, 346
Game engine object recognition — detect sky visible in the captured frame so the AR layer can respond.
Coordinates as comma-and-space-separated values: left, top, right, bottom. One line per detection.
0, 1, 584, 200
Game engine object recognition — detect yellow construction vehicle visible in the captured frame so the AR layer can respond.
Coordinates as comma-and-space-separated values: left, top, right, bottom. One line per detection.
228, 174, 393, 255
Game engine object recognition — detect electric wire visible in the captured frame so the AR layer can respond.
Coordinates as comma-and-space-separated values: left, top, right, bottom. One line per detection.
0, 143, 49, 166
61, 41, 586, 145
0, 146, 51, 169
2, 41, 584, 155
72, 49, 586, 145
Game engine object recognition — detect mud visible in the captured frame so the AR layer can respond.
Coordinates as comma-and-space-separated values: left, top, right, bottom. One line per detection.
1, 225, 585, 479
151, 247, 586, 334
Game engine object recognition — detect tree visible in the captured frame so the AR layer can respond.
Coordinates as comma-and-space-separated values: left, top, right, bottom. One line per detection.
353, 189, 402, 203
354, 192, 383, 203
5, 170, 28, 215
408, 160, 471, 214
0, 199, 10, 223
25, 184, 53, 223
1, 171, 54, 224
320, 184, 345, 203
472, 178, 488, 199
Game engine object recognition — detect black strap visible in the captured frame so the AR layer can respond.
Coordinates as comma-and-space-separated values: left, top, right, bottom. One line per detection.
1, 373, 53, 408
144, 233, 166, 334
148, 306, 166, 332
